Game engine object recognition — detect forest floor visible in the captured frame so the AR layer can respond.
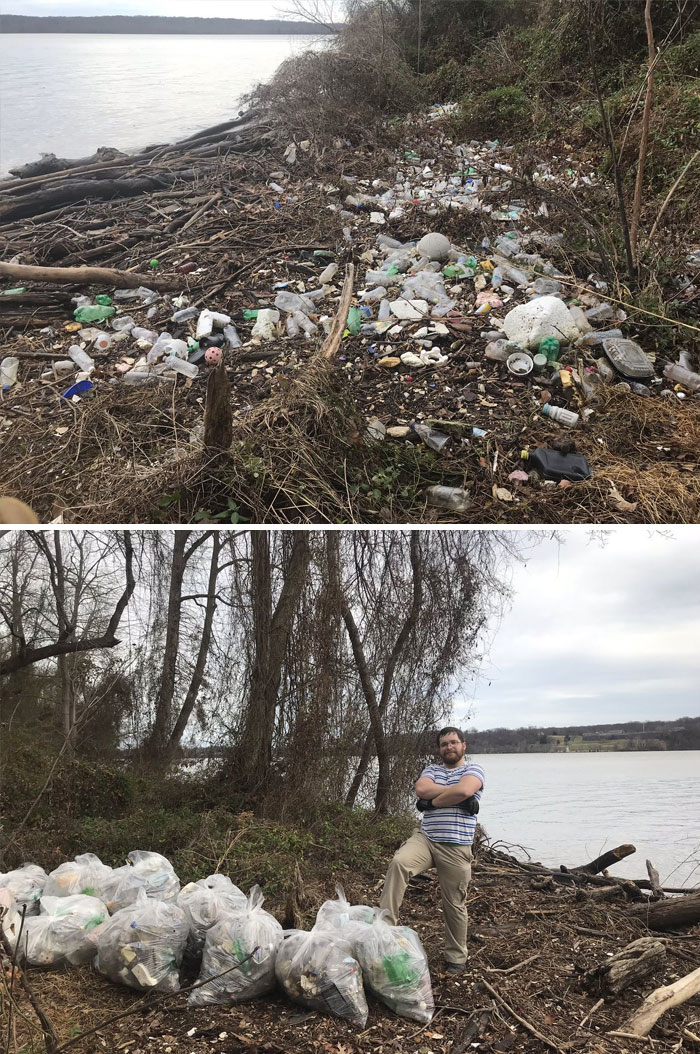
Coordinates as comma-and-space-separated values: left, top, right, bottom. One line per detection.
0, 107, 698, 525
4, 835, 700, 1054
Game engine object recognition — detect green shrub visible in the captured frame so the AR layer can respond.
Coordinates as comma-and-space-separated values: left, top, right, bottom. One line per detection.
453, 85, 534, 140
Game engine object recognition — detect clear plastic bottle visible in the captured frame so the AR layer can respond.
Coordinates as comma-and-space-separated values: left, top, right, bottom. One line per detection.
0, 356, 19, 387
111, 315, 136, 332
171, 306, 198, 323
426, 485, 471, 514
93, 332, 112, 352
223, 324, 242, 349
485, 340, 508, 362
664, 363, 700, 391
164, 355, 199, 378
318, 262, 338, 285
68, 345, 95, 373
541, 403, 579, 428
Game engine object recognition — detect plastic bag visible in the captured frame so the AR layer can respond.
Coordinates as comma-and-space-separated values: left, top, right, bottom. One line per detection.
178, 874, 247, 955
96, 889, 188, 992
275, 928, 368, 1027
44, 853, 115, 901
189, 885, 283, 1007
355, 913, 434, 1023
106, 851, 180, 913
0, 864, 48, 916
315, 885, 376, 953
18, 894, 107, 967
0, 889, 21, 950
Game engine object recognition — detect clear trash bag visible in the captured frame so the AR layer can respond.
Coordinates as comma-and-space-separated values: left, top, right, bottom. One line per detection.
105, 851, 180, 913
0, 889, 21, 950
189, 885, 283, 1007
315, 885, 377, 953
0, 864, 48, 916
18, 894, 107, 967
275, 928, 368, 1028
178, 874, 247, 956
96, 889, 188, 993
44, 853, 115, 901
354, 913, 434, 1023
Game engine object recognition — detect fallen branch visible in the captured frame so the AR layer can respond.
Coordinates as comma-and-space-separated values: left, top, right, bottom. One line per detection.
0, 261, 176, 292
167, 190, 223, 235
621, 964, 700, 1037
631, 890, 700, 931
646, 859, 664, 900
573, 843, 636, 875
319, 263, 354, 361
481, 979, 566, 1053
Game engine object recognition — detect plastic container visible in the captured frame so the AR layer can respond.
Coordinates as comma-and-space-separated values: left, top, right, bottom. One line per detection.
223, 325, 242, 349
425, 486, 470, 514
602, 338, 654, 380
93, 332, 112, 352
526, 448, 592, 482
506, 351, 534, 377
73, 305, 116, 324
318, 262, 338, 284
164, 355, 199, 378
541, 403, 579, 428
68, 345, 95, 373
171, 306, 198, 323
539, 337, 560, 363
664, 363, 700, 391
485, 340, 508, 362
0, 356, 19, 387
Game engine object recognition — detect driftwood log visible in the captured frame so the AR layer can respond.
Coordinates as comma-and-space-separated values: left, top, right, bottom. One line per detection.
0, 261, 176, 292
586, 937, 666, 995
7, 146, 128, 180
622, 964, 700, 1037
572, 844, 636, 875
631, 890, 700, 931
203, 362, 234, 452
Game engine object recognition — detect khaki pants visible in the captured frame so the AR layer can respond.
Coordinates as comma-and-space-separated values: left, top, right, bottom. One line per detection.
379, 830, 472, 964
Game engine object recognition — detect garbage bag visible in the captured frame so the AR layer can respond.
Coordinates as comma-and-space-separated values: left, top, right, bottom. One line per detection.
106, 851, 180, 913
0, 889, 21, 950
18, 894, 107, 967
189, 885, 283, 1007
44, 853, 115, 901
355, 913, 434, 1024
315, 885, 376, 952
96, 889, 188, 993
0, 864, 48, 916
178, 873, 247, 955
275, 928, 368, 1028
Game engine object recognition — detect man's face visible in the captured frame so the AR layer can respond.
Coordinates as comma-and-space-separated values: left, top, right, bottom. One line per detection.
439, 733, 467, 767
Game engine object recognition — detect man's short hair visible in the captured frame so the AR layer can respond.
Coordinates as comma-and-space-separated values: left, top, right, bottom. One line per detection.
437, 726, 466, 747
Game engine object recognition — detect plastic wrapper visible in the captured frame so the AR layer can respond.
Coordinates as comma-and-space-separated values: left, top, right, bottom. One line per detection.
18, 894, 107, 967
0, 864, 48, 916
177, 873, 247, 955
355, 914, 434, 1023
96, 889, 188, 992
189, 885, 282, 1007
275, 928, 368, 1028
315, 886, 376, 952
44, 853, 115, 901
106, 851, 180, 913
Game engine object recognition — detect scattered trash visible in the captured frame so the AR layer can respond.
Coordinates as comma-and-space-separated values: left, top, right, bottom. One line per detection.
524, 447, 592, 482
541, 403, 579, 428
506, 351, 533, 377
503, 296, 579, 348
0, 356, 19, 388
602, 338, 654, 381
609, 484, 639, 514
425, 486, 471, 513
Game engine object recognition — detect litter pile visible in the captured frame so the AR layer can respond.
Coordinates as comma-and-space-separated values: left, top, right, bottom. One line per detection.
0, 109, 697, 523
0, 855, 434, 1028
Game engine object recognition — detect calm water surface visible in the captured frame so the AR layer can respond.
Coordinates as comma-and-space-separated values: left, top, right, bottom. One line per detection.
476, 750, 700, 889
0, 33, 324, 175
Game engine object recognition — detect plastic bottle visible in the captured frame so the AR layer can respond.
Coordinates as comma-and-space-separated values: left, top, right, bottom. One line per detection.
68, 345, 95, 373
73, 304, 116, 324
123, 370, 174, 387
577, 328, 623, 347
361, 286, 387, 303
111, 315, 136, 333
274, 291, 314, 313
541, 403, 579, 428
0, 356, 19, 387
223, 324, 242, 349
346, 307, 362, 336
532, 277, 563, 295
664, 363, 700, 391
93, 332, 112, 352
171, 306, 198, 323
426, 485, 471, 514
164, 355, 199, 378
485, 340, 508, 362
318, 262, 338, 285
131, 328, 157, 343
378, 299, 391, 321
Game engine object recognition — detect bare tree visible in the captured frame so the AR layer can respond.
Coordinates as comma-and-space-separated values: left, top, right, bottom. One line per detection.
275, 0, 344, 33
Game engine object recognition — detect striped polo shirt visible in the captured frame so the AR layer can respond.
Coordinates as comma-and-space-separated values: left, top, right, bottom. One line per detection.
418, 760, 485, 845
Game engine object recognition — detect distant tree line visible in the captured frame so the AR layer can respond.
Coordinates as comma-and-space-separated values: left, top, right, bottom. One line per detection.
0, 15, 334, 35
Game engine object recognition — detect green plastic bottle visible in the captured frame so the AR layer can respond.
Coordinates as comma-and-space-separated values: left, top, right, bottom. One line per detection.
95, 294, 112, 306
346, 306, 362, 336
539, 337, 560, 363
242, 309, 259, 320
73, 305, 116, 323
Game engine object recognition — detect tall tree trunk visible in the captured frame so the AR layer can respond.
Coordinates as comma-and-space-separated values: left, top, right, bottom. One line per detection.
166, 534, 222, 757
238, 533, 311, 795
145, 531, 190, 760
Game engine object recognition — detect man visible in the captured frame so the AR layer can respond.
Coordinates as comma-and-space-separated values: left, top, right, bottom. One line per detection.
379, 726, 484, 975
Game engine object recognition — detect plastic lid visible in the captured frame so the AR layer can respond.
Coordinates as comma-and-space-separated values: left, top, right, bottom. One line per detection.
602, 338, 654, 380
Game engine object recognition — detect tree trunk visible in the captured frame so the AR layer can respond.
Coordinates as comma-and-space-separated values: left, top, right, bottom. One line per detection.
145, 532, 190, 761
238, 533, 311, 794
586, 937, 666, 996
345, 729, 374, 808
630, 0, 655, 260
166, 534, 222, 757
631, 890, 700, 931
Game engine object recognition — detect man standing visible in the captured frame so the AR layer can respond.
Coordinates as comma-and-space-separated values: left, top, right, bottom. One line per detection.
379, 727, 484, 975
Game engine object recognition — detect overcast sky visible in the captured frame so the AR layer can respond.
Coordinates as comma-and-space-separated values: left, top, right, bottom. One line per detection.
0, 0, 340, 17
457, 527, 700, 731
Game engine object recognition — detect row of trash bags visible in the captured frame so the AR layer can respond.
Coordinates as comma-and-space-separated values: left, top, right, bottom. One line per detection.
0, 856, 434, 1028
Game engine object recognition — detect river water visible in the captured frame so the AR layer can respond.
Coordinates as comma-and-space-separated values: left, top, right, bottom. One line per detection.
470, 750, 700, 889
0, 33, 324, 176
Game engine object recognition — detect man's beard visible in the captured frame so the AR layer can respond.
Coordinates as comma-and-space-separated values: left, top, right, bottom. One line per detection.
443, 748, 465, 768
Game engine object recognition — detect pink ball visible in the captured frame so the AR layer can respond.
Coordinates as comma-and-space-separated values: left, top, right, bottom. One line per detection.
205, 347, 223, 366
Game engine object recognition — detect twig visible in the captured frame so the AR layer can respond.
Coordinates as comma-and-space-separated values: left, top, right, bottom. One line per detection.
170, 190, 223, 235
647, 150, 699, 244
485, 952, 540, 975
318, 263, 355, 361
578, 997, 605, 1031
0, 910, 60, 1054
481, 978, 566, 1053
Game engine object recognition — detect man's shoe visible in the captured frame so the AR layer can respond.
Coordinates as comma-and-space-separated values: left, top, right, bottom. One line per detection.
444, 961, 467, 976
